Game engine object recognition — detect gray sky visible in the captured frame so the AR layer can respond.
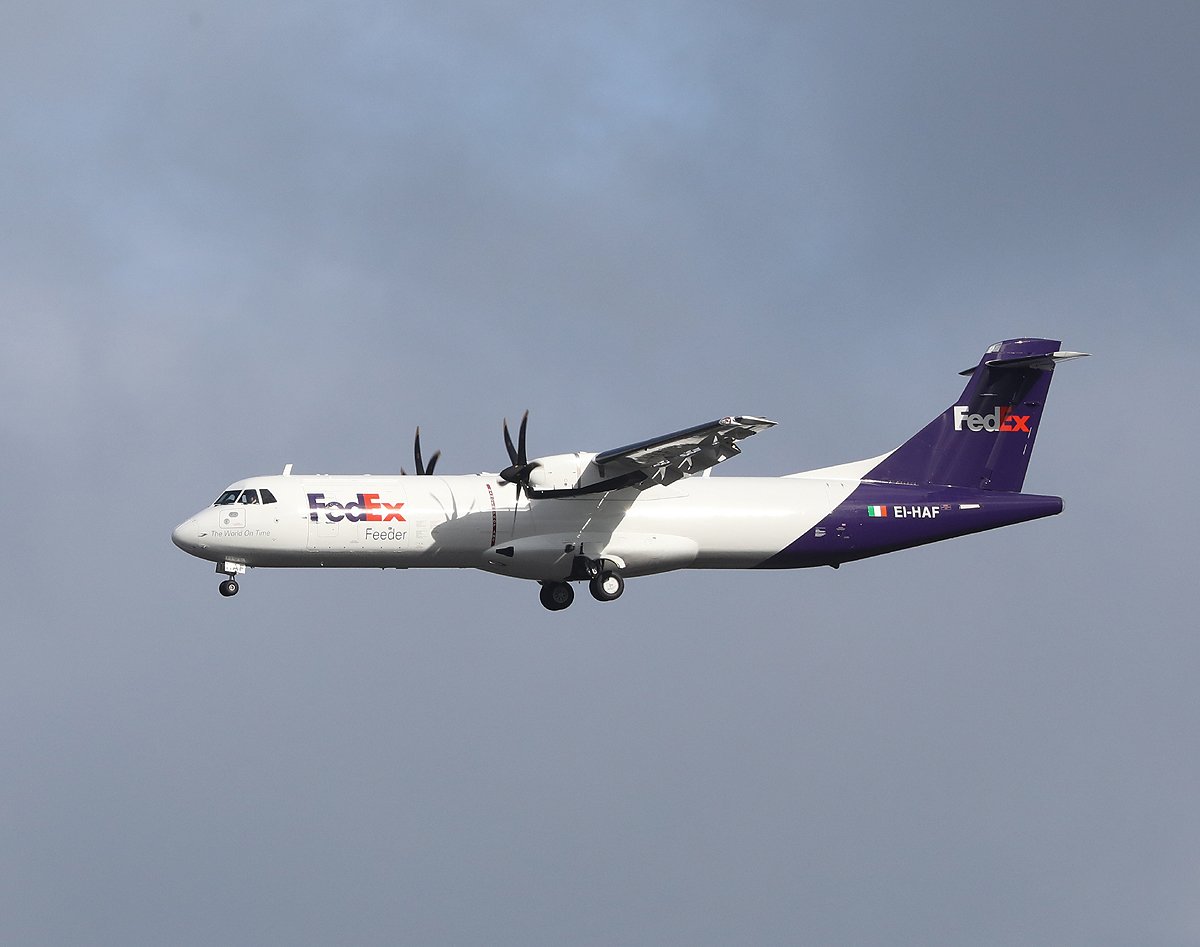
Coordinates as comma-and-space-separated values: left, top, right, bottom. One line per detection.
2, 2, 1198, 944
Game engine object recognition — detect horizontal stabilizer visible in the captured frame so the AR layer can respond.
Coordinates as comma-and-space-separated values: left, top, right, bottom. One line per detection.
959, 350, 1091, 376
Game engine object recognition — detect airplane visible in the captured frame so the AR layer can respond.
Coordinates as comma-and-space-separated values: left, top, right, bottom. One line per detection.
172, 338, 1088, 610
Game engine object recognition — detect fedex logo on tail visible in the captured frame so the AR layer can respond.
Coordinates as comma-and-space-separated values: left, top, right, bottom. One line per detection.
952, 405, 1031, 433
308, 493, 405, 523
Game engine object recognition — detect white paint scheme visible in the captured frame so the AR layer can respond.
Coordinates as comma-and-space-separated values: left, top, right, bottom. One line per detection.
171, 414, 904, 608
171, 467, 864, 579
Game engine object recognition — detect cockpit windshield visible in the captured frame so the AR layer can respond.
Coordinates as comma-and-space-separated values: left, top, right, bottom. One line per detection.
213, 488, 278, 506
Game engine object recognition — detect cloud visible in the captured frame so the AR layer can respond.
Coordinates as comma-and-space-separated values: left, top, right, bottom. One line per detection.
3, 3, 1199, 945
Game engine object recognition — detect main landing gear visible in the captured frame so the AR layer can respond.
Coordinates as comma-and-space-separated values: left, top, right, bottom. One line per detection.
589, 570, 624, 602
219, 578, 240, 597
538, 560, 626, 611
539, 581, 574, 611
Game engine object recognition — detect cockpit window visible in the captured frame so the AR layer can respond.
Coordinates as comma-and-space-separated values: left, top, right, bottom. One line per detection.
214, 487, 275, 505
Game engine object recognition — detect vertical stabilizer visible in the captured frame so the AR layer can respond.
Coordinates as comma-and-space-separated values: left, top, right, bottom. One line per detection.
865, 339, 1088, 492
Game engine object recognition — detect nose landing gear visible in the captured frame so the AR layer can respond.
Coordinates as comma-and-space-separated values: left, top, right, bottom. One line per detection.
216, 561, 245, 598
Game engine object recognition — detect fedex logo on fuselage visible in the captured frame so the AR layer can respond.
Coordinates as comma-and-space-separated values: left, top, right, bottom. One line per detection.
952, 405, 1031, 433
308, 493, 405, 523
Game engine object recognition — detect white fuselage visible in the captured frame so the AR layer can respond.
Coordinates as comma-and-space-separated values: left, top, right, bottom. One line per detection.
170, 462, 878, 582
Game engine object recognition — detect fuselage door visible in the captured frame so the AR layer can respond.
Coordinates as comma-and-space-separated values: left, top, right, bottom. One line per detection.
307, 511, 343, 550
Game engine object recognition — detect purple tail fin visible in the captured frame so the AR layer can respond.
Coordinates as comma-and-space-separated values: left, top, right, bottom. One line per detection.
866, 339, 1088, 492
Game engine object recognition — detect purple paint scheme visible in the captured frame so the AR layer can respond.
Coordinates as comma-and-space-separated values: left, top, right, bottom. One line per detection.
760, 489, 1063, 569
761, 338, 1075, 569
869, 337, 1062, 492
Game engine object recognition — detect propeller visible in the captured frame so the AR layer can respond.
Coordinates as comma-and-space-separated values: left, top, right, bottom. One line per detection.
402, 426, 441, 476
500, 410, 539, 498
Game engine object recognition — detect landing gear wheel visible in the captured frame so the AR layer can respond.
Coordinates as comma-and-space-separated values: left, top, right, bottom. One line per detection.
589, 571, 624, 602
219, 578, 240, 597
539, 581, 574, 611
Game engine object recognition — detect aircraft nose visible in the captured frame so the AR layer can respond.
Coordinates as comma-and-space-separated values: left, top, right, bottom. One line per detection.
172, 517, 201, 552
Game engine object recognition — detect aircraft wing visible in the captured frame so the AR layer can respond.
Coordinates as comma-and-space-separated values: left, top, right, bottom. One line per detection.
593, 415, 777, 487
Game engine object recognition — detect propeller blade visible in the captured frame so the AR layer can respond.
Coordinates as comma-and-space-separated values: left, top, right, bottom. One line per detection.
406, 426, 442, 476
500, 411, 537, 500
503, 417, 519, 467
517, 410, 529, 465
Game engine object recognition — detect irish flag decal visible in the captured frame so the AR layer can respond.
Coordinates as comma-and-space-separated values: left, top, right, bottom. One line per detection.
867, 505, 888, 517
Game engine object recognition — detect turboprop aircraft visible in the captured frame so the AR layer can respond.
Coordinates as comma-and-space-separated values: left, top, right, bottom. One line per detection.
172, 338, 1087, 610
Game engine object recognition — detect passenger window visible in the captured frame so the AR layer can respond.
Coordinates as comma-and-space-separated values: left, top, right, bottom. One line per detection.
214, 490, 241, 506
239, 490, 260, 504
260, 488, 277, 504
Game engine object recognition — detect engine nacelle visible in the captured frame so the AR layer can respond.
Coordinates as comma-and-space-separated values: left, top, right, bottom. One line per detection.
526, 452, 602, 492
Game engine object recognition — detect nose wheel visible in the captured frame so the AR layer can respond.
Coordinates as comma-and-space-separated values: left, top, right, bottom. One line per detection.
216, 561, 245, 597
